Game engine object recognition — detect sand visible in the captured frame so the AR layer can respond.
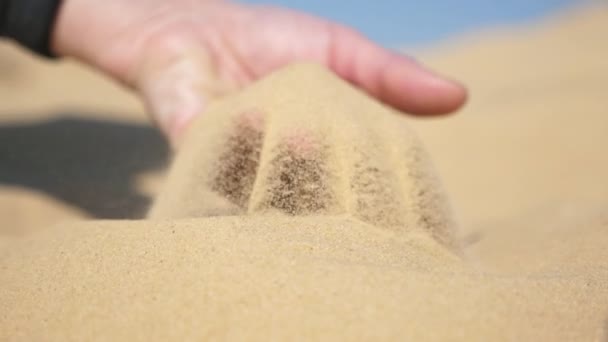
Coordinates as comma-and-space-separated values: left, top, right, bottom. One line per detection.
1, 4, 608, 341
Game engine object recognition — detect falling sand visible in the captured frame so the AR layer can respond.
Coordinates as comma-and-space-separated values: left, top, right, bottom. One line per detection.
2, 5, 608, 341
149, 64, 458, 250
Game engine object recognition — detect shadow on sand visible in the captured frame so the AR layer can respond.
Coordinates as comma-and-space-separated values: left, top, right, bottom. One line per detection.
0, 114, 170, 218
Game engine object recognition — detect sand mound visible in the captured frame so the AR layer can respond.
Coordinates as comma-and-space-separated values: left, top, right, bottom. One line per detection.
150, 64, 457, 250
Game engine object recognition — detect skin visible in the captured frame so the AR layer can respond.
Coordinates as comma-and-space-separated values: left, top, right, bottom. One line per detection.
51, 0, 467, 146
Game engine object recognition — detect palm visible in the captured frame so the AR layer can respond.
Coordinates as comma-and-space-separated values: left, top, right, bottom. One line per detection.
207, 5, 336, 86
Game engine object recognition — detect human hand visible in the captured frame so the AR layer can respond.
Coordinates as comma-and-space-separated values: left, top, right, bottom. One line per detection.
52, 0, 467, 146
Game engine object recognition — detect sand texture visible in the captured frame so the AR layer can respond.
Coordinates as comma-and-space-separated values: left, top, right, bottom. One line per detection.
2, 214, 607, 341
1, 4, 608, 341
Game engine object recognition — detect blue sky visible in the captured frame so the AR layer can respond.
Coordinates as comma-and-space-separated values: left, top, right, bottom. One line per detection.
241, 0, 585, 47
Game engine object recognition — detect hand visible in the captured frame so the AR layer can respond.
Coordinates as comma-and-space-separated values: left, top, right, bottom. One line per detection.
52, 0, 467, 146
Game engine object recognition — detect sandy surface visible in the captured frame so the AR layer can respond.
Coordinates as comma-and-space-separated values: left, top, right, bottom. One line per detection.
1, 4, 608, 341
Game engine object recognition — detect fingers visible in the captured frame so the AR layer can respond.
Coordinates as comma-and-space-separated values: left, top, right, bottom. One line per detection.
134, 38, 234, 147
327, 26, 468, 115
135, 47, 207, 147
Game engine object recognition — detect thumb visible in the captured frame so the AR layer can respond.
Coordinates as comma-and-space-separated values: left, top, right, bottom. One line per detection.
134, 40, 234, 148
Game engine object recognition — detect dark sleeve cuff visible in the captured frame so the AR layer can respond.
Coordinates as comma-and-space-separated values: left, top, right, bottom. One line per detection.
0, 0, 63, 58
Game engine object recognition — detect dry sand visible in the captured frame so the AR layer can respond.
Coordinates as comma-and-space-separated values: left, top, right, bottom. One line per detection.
1, 4, 608, 341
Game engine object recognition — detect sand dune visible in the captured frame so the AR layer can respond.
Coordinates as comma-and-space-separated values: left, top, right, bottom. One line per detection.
1, 4, 608, 341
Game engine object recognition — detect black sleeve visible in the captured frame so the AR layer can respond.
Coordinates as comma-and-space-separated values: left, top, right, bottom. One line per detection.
0, 0, 63, 58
